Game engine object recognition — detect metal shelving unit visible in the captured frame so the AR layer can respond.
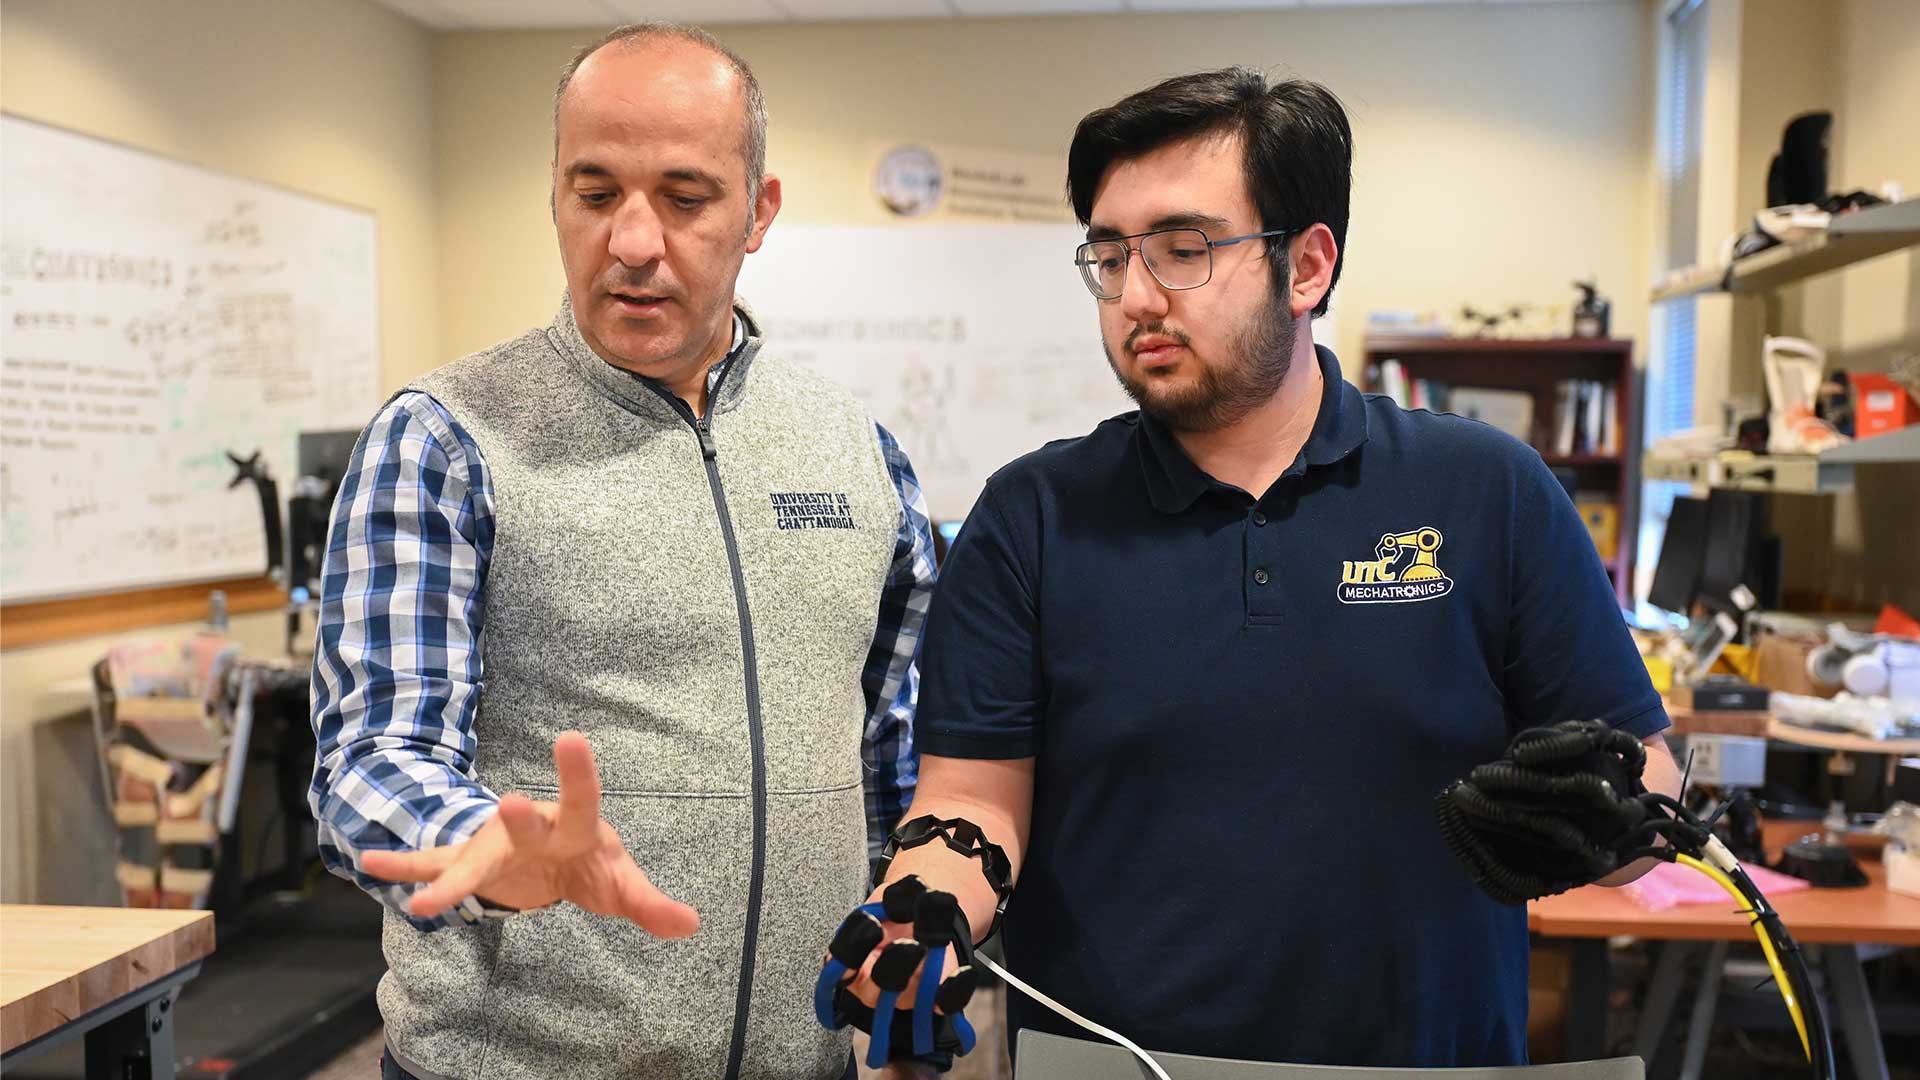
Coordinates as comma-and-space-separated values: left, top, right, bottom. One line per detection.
1642, 426, 1920, 495
1645, 199, 1920, 495
1651, 198, 1920, 301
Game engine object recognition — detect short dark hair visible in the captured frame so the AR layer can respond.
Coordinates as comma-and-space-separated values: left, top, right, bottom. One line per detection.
1066, 68, 1351, 317
555, 22, 768, 204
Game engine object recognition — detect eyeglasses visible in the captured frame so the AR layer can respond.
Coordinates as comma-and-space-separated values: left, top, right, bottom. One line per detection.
1073, 227, 1293, 301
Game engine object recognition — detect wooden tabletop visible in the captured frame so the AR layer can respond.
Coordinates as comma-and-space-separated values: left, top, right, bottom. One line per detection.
1763, 718, 1920, 756
1, 905, 214, 1052
1660, 700, 1920, 754
1529, 859, 1920, 946
1662, 702, 1772, 738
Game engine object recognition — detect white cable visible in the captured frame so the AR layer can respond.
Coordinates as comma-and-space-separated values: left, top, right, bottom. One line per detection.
974, 952, 1172, 1080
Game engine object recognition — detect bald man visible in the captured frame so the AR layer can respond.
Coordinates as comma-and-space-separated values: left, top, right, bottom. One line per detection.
309, 23, 935, 1080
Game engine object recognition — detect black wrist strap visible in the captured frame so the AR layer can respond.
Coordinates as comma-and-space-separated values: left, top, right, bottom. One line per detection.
874, 815, 1013, 942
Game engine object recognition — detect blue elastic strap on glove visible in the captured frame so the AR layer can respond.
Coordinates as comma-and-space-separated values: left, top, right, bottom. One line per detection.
814, 902, 884, 1029
865, 940, 927, 1068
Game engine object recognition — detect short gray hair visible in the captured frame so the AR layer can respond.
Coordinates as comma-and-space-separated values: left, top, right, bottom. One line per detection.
553, 22, 769, 203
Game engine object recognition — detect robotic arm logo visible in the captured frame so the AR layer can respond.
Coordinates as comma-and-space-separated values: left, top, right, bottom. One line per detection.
1337, 526, 1453, 604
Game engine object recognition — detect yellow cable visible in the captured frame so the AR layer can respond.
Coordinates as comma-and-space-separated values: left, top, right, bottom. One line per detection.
1674, 852, 1810, 1060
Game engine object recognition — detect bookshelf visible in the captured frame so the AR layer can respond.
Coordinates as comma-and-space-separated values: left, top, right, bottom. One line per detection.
1361, 336, 1639, 607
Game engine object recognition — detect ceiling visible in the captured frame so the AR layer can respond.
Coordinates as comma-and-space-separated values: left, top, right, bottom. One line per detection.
372, 0, 1606, 30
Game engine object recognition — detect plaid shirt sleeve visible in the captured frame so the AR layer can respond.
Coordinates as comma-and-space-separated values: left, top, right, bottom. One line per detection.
861, 423, 937, 859
308, 391, 501, 930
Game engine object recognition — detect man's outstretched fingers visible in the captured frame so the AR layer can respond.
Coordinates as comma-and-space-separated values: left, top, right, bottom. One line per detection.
496, 793, 552, 852
612, 861, 700, 938
551, 732, 604, 843
410, 829, 508, 917
361, 844, 456, 884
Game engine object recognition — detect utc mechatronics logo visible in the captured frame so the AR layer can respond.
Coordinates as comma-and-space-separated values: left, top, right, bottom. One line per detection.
1337, 526, 1454, 604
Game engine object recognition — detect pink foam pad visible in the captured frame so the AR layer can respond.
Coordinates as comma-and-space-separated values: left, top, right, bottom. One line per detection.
1620, 860, 1811, 912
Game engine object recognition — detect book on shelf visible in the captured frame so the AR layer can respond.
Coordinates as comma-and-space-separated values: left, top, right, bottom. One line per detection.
1375, 359, 1409, 406
1552, 378, 1619, 456
1446, 386, 1533, 442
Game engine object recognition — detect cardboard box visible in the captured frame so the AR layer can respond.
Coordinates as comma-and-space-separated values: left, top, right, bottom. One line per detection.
1754, 631, 1839, 698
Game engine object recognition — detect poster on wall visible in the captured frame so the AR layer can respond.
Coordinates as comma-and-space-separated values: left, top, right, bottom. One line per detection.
869, 142, 1075, 225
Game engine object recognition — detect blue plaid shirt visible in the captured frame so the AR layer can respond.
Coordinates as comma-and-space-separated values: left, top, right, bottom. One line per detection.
309, 337, 936, 929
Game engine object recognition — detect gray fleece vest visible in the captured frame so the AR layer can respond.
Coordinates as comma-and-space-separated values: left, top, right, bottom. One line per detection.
379, 297, 897, 1080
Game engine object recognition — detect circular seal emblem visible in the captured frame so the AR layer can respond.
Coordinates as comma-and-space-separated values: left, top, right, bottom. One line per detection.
873, 145, 944, 218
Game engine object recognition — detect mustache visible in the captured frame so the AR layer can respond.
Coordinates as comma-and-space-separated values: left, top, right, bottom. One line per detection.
1125, 322, 1191, 354
599, 270, 680, 300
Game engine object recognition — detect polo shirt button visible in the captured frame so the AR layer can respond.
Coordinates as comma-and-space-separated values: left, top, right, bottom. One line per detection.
1253, 568, 1270, 585
1253, 511, 1268, 526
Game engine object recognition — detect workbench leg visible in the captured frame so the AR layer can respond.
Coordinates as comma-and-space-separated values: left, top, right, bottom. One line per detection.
1566, 938, 1610, 1060
1633, 940, 1699, 1067
83, 990, 176, 1080
1824, 944, 1889, 1080
1677, 940, 1727, 1080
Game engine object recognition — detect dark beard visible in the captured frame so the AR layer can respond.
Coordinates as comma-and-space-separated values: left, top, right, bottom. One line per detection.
1106, 292, 1296, 433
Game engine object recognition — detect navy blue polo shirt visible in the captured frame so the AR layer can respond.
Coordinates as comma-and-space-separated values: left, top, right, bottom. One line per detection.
916, 345, 1667, 1067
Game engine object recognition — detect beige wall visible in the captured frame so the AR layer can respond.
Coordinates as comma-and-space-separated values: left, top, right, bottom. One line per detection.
0, 0, 1662, 902
435, 3, 1657, 371
31, 0, 1913, 899
1683, 0, 1920, 613
0, 0, 440, 902
1806, 0, 1920, 614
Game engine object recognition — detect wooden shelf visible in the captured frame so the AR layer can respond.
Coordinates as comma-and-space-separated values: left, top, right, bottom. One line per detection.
1363, 335, 1632, 354
1651, 198, 1920, 301
1542, 454, 1623, 466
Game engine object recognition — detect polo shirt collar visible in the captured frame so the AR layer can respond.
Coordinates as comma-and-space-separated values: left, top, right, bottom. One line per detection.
1138, 343, 1369, 514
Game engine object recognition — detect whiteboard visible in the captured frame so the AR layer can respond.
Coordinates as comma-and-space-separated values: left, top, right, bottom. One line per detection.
736, 224, 1128, 521
0, 115, 380, 603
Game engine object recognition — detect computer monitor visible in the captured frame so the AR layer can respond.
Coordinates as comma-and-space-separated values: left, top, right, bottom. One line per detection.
297, 429, 363, 497
1699, 488, 1777, 612
931, 519, 963, 565
290, 429, 362, 593
1648, 496, 1709, 616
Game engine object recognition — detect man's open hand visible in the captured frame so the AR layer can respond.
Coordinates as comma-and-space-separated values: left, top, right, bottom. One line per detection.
361, 732, 699, 937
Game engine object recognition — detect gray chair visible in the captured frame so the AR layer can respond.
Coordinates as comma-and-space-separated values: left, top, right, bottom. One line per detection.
1015, 1030, 1644, 1080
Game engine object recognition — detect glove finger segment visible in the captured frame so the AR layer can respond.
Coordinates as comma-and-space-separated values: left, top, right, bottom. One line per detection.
828, 909, 885, 969
872, 939, 928, 992
883, 875, 928, 924
914, 889, 961, 947
935, 964, 979, 1015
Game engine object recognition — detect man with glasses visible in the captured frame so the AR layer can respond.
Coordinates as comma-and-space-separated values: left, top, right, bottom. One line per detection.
824, 69, 1677, 1072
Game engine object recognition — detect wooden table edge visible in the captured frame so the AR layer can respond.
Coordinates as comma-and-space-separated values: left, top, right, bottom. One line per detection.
1, 907, 215, 1053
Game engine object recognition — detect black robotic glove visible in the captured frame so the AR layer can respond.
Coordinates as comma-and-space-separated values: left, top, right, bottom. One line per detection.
814, 876, 980, 1071
1436, 719, 1662, 904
